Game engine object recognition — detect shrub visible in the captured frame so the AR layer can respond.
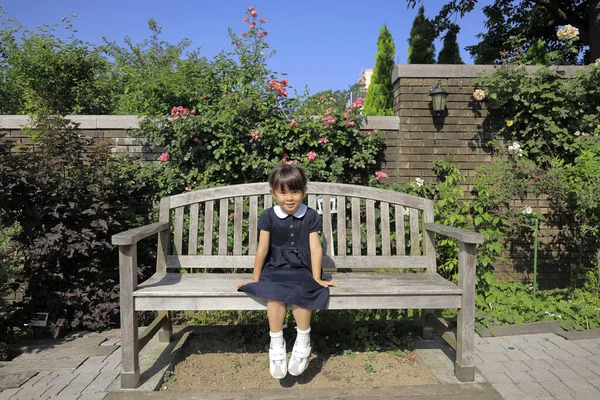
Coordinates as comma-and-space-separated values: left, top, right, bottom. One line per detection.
0, 108, 146, 336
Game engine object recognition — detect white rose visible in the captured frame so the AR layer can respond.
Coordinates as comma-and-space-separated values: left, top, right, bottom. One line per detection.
473, 89, 485, 101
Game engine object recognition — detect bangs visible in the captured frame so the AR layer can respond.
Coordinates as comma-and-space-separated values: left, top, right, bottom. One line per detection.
269, 165, 307, 192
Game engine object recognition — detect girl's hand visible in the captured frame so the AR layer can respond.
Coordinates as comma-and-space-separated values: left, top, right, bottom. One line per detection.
236, 280, 258, 288
314, 279, 338, 288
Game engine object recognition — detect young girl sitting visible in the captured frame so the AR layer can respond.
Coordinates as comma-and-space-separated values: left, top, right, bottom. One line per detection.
237, 164, 338, 379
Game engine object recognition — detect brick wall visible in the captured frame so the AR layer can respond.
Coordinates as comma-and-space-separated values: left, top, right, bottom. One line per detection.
389, 64, 588, 287
0, 64, 590, 287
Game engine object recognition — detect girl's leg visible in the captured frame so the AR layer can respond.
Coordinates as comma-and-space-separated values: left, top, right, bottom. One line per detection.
267, 300, 287, 379
291, 305, 312, 330
289, 305, 312, 376
267, 300, 286, 331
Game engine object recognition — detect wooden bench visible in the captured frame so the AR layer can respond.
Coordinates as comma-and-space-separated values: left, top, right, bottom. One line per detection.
112, 182, 484, 389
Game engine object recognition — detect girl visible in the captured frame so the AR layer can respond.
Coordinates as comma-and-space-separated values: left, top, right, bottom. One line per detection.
237, 164, 338, 379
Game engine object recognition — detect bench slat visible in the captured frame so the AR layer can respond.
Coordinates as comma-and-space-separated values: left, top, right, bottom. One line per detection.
381, 202, 390, 256
166, 255, 434, 269
337, 195, 346, 256
410, 208, 420, 256
188, 204, 199, 255
395, 205, 405, 256
248, 196, 258, 256
203, 201, 214, 255
264, 194, 272, 209
219, 199, 228, 255
233, 197, 243, 256
174, 207, 184, 256
135, 272, 461, 297
322, 195, 334, 255
135, 295, 461, 311
351, 198, 360, 255
366, 199, 375, 256
308, 194, 316, 210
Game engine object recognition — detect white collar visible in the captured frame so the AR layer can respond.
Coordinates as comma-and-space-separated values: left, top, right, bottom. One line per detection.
273, 203, 308, 219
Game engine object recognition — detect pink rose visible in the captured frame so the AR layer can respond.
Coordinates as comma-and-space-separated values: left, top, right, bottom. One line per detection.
236, 41, 241, 46
249, 130, 260, 141
250, 10, 257, 17
318, 137, 329, 144
257, 33, 263, 38
282, 152, 289, 159
365, 131, 372, 136
289, 119, 299, 127
263, 31, 268, 36
241, 32, 247, 37
375, 171, 388, 181
159, 152, 169, 162
243, 17, 249, 22
306, 151, 317, 162
249, 22, 255, 29
185, 186, 191, 191
260, 18, 266, 23
193, 137, 199, 143
247, 7, 254, 11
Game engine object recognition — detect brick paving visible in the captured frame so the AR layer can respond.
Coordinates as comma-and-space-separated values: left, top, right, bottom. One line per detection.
0, 329, 598, 399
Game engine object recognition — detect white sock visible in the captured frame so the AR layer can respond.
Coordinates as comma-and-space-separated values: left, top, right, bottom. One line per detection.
270, 330, 284, 348
296, 326, 311, 348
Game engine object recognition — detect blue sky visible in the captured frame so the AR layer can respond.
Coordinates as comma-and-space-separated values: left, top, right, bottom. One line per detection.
2, 0, 493, 95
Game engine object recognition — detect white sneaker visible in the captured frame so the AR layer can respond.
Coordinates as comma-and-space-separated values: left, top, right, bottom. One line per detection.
288, 334, 311, 376
269, 339, 287, 379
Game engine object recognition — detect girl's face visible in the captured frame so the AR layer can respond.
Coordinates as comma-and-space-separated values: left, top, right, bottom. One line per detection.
271, 185, 306, 215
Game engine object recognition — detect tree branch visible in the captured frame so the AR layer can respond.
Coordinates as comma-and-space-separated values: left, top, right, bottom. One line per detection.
529, 0, 589, 44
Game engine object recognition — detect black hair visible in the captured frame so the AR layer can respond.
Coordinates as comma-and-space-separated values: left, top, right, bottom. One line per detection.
268, 164, 307, 192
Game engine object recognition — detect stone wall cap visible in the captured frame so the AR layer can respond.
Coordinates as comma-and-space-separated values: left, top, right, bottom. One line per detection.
392, 64, 588, 82
360, 116, 399, 130
0, 115, 145, 129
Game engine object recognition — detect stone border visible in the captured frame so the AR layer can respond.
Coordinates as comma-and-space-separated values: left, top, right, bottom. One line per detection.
0, 115, 143, 130
392, 64, 588, 82
0, 115, 398, 131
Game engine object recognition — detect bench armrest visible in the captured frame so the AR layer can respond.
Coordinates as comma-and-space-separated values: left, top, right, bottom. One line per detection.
424, 223, 484, 244
112, 222, 169, 246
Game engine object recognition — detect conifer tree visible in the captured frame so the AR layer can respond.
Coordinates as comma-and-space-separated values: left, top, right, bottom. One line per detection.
407, 6, 436, 64
363, 25, 396, 116
437, 26, 464, 64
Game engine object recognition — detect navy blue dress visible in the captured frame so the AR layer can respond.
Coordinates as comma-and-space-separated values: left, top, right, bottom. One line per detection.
238, 204, 330, 309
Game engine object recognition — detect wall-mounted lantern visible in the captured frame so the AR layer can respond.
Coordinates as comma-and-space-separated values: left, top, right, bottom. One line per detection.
429, 80, 449, 115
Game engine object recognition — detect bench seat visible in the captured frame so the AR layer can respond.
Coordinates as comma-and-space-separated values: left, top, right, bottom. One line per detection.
134, 272, 462, 310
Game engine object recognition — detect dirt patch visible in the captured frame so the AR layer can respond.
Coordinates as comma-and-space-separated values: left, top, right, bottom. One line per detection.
162, 328, 438, 391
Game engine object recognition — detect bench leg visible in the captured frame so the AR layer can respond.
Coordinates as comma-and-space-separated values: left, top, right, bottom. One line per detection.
158, 311, 173, 342
455, 242, 476, 382
119, 244, 140, 389
420, 309, 435, 341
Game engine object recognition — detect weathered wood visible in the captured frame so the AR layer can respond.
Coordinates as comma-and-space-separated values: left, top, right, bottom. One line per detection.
351, 197, 361, 256
321, 195, 334, 255
308, 194, 316, 210
337, 195, 346, 256
136, 295, 462, 311
395, 205, 405, 256
166, 255, 436, 270
455, 242, 477, 382
135, 272, 460, 297
203, 200, 214, 256
119, 244, 140, 389
188, 204, 199, 255
264, 194, 272, 209
157, 198, 170, 273
111, 222, 169, 246
424, 223, 484, 244
137, 312, 167, 351
173, 207, 184, 256
115, 181, 482, 389
233, 197, 243, 256
218, 199, 228, 255
366, 199, 376, 256
425, 313, 457, 350
422, 205, 436, 273
410, 208, 420, 256
248, 196, 258, 256
158, 311, 172, 343
381, 202, 391, 256
170, 182, 430, 210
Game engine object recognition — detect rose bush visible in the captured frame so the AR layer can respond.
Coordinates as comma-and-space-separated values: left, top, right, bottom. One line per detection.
137, 8, 384, 199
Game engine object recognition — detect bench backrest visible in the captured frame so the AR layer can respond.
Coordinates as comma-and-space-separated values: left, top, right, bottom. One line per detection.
156, 182, 436, 273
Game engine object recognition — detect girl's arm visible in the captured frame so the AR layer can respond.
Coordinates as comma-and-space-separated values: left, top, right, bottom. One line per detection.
309, 231, 338, 288
236, 230, 270, 288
